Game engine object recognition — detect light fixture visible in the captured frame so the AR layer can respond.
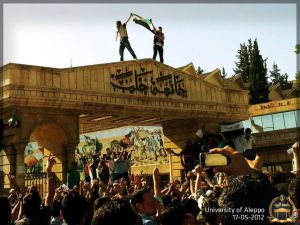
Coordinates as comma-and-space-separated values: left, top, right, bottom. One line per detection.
91, 116, 114, 121
79, 114, 90, 118
133, 118, 160, 123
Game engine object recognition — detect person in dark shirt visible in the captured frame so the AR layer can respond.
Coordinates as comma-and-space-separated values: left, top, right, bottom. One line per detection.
67, 161, 80, 189
152, 26, 165, 63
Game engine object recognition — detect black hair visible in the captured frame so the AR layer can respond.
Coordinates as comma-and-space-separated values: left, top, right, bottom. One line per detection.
92, 199, 139, 225
71, 161, 78, 166
23, 191, 42, 218
269, 172, 286, 185
162, 194, 172, 207
0, 196, 11, 225
181, 198, 200, 218
52, 199, 62, 217
245, 128, 252, 133
130, 188, 151, 209
116, 21, 122, 27
160, 202, 186, 225
202, 198, 219, 225
62, 191, 89, 225
218, 174, 278, 225
94, 197, 111, 210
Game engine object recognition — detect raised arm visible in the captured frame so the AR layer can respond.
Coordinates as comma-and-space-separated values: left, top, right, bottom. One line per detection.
124, 13, 132, 25
292, 142, 300, 171
187, 171, 195, 194
209, 146, 254, 176
201, 171, 214, 188
8, 175, 21, 222
45, 153, 56, 207
8, 174, 21, 195
194, 165, 203, 192
153, 167, 161, 197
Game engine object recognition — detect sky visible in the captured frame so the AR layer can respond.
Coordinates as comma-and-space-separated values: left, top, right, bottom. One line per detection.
3, 4, 297, 79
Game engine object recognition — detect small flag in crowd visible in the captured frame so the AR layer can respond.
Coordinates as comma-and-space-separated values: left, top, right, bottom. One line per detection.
131, 13, 156, 34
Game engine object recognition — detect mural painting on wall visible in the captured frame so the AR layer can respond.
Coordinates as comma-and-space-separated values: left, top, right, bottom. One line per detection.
24, 142, 43, 173
76, 126, 168, 166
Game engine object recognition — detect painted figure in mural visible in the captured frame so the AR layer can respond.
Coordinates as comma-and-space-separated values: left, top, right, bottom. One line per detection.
82, 136, 103, 158
154, 135, 167, 158
147, 136, 158, 161
138, 137, 148, 161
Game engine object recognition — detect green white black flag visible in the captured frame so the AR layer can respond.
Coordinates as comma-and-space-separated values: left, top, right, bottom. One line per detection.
131, 13, 156, 34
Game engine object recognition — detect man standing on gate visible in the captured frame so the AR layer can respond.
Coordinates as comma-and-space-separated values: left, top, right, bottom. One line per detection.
116, 14, 137, 61
153, 26, 165, 63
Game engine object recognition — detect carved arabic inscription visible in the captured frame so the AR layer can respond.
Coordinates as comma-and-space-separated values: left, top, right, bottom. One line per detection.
110, 67, 187, 98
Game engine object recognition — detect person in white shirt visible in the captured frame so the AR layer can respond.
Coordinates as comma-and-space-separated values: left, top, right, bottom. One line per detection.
234, 128, 256, 153
116, 14, 137, 61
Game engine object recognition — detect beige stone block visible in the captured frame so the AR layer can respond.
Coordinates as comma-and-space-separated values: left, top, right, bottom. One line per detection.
76, 71, 84, 90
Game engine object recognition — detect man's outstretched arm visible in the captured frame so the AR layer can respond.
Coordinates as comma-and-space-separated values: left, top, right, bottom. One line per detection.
124, 13, 132, 25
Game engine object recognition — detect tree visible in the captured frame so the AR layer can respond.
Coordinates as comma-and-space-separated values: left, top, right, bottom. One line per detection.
269, 63, 281, 85
280, 73, 293, 90
197, 66, 205, 75
221, 67, 227, 79
269, 63, 292, 90
248, 39, 269, 104
295, 44, 300, 54
296, 44, 300, 83
233, 43, 250, 83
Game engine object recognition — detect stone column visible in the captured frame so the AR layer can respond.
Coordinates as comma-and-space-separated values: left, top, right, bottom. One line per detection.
11, 142, 27, 188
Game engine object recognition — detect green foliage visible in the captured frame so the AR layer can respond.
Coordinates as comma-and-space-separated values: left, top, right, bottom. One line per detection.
197, 66, 205, 75
296, 71, 300, 81
269, 63, 281, 85
296, 44, 300, 82
233, 43, 250, 82
248, 39, 269, 104
234, 39, 270, 104
221, 67, 227, 79
295, 44, 300, 54
269, 63, 292, 90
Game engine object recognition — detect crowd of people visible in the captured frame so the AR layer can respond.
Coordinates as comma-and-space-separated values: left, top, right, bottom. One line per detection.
1, 140, 300, 225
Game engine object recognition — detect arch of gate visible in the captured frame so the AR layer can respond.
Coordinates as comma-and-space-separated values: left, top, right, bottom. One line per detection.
1, 58, 249, 189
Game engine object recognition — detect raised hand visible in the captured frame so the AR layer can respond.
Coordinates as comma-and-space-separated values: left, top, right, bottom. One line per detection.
8, 174, 16, 186
46, 153, 56, 173
246, 154, 263, 171
194, 165, 203, 174
153, 167, 160, 181
209, 146, 254, 176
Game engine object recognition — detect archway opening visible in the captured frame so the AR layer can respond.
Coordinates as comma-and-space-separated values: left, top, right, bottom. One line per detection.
25, 122, 67, 193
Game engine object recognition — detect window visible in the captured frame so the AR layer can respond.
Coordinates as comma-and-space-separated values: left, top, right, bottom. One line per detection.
261, 115, 273, 132
242, 120, 252, 131
296, 110, 300, 127
283, 111, 296, 129
273, 113, 285, 130
251, 116, 263, 133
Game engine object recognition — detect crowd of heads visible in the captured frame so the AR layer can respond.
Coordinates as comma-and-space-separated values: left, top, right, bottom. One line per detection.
1, 135, 300, 225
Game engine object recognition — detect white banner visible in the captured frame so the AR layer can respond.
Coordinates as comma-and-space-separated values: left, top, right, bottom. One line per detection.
220, 122, 244, 132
